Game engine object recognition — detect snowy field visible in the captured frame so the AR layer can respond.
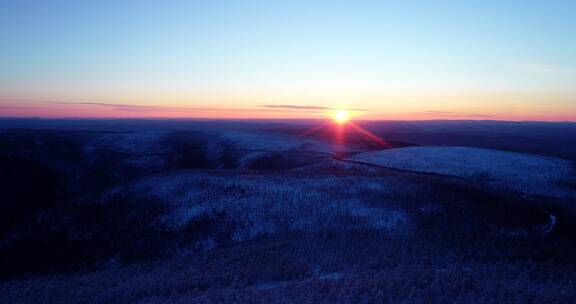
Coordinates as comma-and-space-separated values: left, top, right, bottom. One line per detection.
350, 146, 576, 198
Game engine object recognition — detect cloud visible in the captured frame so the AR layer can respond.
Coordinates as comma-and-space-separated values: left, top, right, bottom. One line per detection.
50, 102, 144, 108
48, 102, 294, 113
259, 104, 368, 111
465, 114, 494, 118
425, 110, 459, 115
48, 102, 196, 113
40, 101, 369, 113
417, 110, 494, 118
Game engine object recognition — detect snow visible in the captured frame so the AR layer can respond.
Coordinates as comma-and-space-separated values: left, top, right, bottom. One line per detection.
350, 146, 576, 198
111, 171, 417, 242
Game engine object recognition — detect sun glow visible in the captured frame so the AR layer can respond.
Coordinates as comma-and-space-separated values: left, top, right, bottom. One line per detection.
333, 110, 350, 124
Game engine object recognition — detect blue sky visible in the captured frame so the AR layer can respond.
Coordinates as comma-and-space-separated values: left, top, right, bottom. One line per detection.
1, 0, 575, 120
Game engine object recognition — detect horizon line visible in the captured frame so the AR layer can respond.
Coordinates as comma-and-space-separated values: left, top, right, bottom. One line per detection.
1, 116, 575, 124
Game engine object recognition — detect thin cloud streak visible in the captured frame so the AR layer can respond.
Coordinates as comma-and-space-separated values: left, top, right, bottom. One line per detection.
48, 102, 370, 114
48, 102, 321, 113
425, 110, 458, 114
416, 110, 494, 118
260, 105, 368, 111
48, 102, 226, 113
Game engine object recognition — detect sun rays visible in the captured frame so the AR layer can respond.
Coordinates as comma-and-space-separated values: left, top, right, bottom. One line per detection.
298, 112, 391, 149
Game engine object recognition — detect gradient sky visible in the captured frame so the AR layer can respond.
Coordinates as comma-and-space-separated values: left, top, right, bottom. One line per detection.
1, 0, 575, 121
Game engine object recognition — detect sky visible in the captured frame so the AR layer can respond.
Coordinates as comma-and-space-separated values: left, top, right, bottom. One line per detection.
1, 0, 575, 121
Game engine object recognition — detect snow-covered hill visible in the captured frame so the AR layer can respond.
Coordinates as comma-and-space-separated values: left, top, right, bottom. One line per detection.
109, 171, 414, 245
349, 146, 576, 198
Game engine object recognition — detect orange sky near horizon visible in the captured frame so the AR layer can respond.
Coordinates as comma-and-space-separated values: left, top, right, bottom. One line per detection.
1, 93, 575, 122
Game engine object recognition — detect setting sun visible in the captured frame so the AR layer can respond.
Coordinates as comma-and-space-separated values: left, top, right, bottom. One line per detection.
333, 110, 350, 124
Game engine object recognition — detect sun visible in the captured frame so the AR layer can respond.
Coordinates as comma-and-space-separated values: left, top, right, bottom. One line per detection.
333, 109, 350, 124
